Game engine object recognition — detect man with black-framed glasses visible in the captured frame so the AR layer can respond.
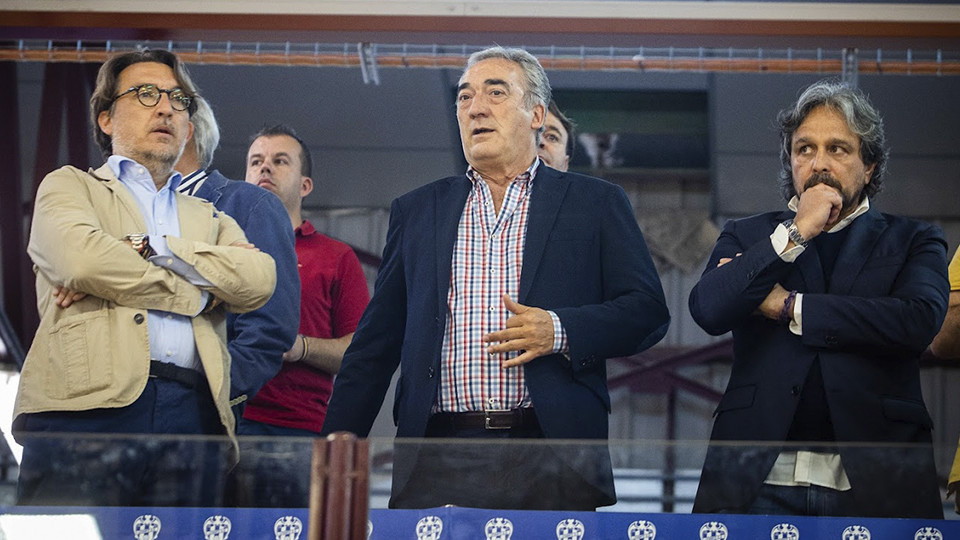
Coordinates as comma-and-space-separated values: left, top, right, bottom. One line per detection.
14, 49, 277, 507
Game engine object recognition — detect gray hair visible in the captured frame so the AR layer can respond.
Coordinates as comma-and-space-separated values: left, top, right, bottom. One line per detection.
190, 96, 220, 170
464, 46, 551, 143
777, 80, 888, 201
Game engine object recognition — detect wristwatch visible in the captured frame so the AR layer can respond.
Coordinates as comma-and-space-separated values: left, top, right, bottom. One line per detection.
124, 233, 157, 260
782, 219, 809, 248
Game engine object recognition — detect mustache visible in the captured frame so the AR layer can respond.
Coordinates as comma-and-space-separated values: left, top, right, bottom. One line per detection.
802, 172, 842, 193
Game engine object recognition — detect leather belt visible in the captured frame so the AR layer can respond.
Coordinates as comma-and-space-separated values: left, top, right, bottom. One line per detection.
429, 408, 538, 431
149, 360, 204, 389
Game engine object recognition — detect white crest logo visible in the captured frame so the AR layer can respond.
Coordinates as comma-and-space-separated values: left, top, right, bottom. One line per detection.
699, 521, 728, 540
915, 527, 943, 540
771, 523, 799, 540
485, 517, 514, 540
415, 516, 443, 540
133, 515, 161, 540
274, 516, 302, 540
203, 515, 232, 540
842, 525, 871, 540
627, 520, 657, 540
556, 518, 584, 540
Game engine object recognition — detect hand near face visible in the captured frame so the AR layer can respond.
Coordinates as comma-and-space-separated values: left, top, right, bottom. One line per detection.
794, 183, 843, 241
483, 294, 555, 369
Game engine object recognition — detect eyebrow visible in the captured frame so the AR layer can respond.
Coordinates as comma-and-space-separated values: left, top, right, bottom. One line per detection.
457, 78, 510, 92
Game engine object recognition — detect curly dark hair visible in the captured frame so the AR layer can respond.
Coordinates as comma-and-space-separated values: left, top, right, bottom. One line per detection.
776, 80, 888, 202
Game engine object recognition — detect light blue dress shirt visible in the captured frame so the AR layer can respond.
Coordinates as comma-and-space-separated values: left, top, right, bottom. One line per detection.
108, 156, 203, 371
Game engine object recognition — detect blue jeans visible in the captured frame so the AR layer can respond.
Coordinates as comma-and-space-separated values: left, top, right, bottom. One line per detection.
748, 482, 857, 516
17, 378, 229, 507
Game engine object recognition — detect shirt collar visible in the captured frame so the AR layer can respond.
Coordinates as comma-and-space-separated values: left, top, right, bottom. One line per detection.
787, 194, 870, 234
107, 155, 183, 191
176, 169, 209, 196
465, 157, 540, 187
297, 219, 316, 237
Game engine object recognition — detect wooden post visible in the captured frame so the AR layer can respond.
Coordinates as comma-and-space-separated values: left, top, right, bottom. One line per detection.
308, 432, 369, 540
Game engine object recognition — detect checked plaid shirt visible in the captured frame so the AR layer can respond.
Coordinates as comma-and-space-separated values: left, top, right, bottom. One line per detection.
436, 159, 567, 413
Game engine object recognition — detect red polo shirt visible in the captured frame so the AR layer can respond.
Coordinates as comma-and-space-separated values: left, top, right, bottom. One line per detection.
241, 220, 370, 432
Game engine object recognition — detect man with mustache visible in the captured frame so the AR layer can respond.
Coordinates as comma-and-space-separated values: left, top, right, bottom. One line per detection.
690, 80, 948, 518
321, 46, 669, 510
14, 49, 277, 506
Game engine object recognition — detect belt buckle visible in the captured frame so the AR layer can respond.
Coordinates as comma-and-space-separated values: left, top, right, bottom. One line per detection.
484, 408, 511, 430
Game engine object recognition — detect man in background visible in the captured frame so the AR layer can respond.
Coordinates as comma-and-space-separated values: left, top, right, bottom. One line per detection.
538, 99, 575, 172
175, 96, 300, 415
239, 124, 370, 507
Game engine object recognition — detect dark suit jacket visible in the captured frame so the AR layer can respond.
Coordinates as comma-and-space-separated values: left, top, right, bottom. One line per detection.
194, 170, 301, 404
322, 165, 670, 501
689, 207, 948, 518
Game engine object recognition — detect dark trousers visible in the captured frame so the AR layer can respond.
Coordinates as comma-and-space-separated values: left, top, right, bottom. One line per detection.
747, 483, 859, 516
389, 416, 612, 511
224, 418, 318, 508
16, 378, 229, 507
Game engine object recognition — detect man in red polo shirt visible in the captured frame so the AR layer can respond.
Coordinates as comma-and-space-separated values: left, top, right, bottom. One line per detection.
238, 124, 370, 507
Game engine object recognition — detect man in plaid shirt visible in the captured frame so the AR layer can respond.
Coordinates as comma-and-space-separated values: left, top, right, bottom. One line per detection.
322, 46, 669, 510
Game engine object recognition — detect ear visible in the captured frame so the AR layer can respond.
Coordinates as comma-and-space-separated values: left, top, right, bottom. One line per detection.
300, 176, 314, 199
561, 155, 570, 171
97, 110, 113, 137
530, 102, 545, 130
186, 120, 195, 144
864, 163, 876, 184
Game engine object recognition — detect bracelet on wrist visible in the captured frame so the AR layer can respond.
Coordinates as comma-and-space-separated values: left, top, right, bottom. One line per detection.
779, 290, 798, 324
298, 334, 308, 362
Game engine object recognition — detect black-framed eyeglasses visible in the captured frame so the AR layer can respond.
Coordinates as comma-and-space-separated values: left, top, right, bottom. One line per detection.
113, 84, 193, 112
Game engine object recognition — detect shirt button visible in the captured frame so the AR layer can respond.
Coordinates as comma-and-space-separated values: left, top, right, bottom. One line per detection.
133, 313, 145, 324
489, 306, 495, 312
165, 350, 173, 357
158, 219, 164, 225
166, 314, 172, 320
166, 258, 174, 265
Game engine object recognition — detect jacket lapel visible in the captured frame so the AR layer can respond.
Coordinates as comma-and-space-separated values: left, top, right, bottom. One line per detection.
519, 168, 568, 303
434, 176, 472, 315
829, 207, 886, 294
90, 163, 147, 232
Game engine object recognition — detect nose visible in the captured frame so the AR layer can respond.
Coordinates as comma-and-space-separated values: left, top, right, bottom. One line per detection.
468, 93, 489, 118
810, 149, 830, 172
154, 92, 175, 116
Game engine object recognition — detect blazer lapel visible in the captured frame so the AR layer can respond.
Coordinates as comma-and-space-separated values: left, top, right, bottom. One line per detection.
519, 168, 568, 303
434, 176, 472, 315
829, 208, 886, 295
90, 164, 148, 232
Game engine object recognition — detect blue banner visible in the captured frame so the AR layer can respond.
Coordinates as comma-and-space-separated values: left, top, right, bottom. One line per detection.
0, 506, 956, 539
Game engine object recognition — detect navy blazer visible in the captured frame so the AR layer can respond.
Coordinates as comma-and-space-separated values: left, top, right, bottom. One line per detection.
689, 207, 948, 518
194, 170, 300, 403
322, 166, 669, 497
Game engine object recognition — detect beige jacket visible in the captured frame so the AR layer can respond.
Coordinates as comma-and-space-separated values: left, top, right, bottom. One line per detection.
15, 164, 277, 456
